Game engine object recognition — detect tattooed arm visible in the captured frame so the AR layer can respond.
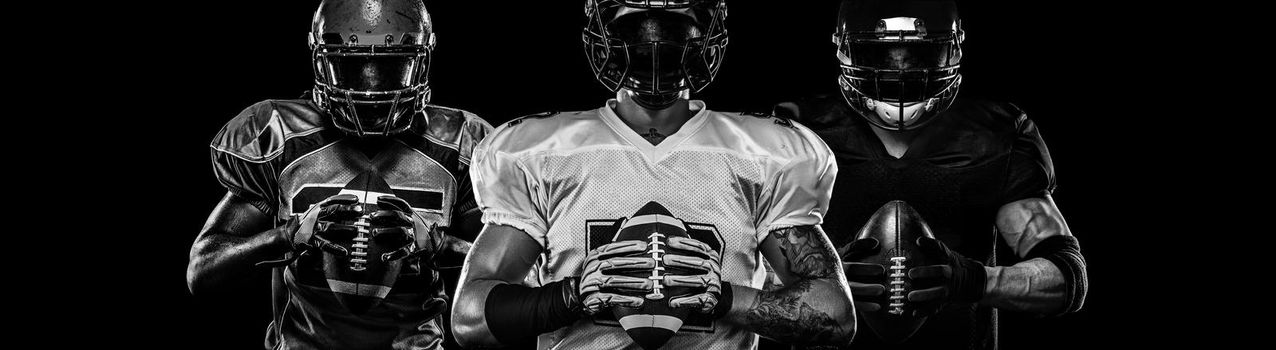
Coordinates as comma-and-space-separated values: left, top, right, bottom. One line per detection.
721, 225, 856, 346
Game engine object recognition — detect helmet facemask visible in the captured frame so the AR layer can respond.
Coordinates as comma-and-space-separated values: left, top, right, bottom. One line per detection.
836, 11, 963, 131
311, 32, 435, 137
584, 0, 727, 110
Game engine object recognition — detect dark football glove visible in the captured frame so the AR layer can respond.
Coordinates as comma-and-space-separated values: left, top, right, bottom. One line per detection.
295, 194, 364, 253
907, 236, 988, 317
840, 237, 888, 313
421, 296, 449, 321
258, 194, 363, 267
369, 195, 442, 264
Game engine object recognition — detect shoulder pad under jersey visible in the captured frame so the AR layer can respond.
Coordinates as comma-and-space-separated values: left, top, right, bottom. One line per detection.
480, 110, 596, 155
941, 99, 1031, 136
417, 104, 495, 163
709, 110, 831, 163
741, 110, 796, 128
210, 99, 326, 163
503, 111, 560, 128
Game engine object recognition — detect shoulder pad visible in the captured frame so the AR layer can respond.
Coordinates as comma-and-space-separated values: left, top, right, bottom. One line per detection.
504, 111, 560, 128
990, 101, 1028, 118
457, 110, 495, 164
741, 110, 796, 128
480, 110, 593, 155
420, 105, 491, 142
956, 99, 1028, 121
210, 100, 325, 163
770, 94, 849, 130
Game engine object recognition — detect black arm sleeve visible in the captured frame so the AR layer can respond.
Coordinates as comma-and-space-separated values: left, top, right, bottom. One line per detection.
484, 278, 582, 345
1024, 235, 1088, 315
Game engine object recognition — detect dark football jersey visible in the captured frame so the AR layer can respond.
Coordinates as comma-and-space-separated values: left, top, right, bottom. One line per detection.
777, 95, 1055, 350
210, 99, 492, 350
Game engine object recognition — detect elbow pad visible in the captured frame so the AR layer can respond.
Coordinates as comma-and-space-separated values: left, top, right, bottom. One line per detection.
484, 277, 582, 345
1024, 235, 1088, 315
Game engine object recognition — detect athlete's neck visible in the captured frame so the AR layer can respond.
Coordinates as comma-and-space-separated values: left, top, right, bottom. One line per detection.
613, 89, 694, 146
347, 136, 393, 159
870, 125, 921, 159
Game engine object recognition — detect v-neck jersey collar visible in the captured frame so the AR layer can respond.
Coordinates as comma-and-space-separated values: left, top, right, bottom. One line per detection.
597, 99, 712, 161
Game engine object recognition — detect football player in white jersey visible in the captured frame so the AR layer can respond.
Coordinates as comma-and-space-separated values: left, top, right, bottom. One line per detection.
451, 1, 857, 349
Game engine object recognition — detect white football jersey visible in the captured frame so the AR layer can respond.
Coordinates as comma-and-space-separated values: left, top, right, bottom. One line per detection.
470, 100, 837, 350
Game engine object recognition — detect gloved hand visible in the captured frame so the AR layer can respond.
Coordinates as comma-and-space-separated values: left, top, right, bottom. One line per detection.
421, 296, 449, 320
578, 240, 651, 314
840, 237, 888, 313
578, 236, 726, 315
369, 195, 443, 264
907, 236, 988, 316
258, 194, 363, 267
662, 236, 723, 314
292, 193, 364, 254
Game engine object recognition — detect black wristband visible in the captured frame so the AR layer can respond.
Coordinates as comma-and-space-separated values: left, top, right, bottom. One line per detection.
1024, 235, 1088, 315
484, 278, 583, 345
954, 257, 988, 303
710, 281, 734, 319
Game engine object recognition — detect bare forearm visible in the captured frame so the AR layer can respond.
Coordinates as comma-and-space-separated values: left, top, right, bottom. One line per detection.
726, 278, 855, 345
454, 276, 583, 347
993, 197, 1087, 315
451, 278, 501, 347
981, 258, 1066, 314
452, 224, 571, 347
186, 228, 289, 294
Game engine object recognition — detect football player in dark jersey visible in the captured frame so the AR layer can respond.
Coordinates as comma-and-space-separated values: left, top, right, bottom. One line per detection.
773, 0, 1089, 349
450, 1, 856, 349
185, 1, 492, 349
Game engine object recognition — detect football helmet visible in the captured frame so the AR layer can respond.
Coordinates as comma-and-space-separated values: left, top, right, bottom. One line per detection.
583, 0, 728, 109
309, 0, 436, 136
835, 0, 963, 131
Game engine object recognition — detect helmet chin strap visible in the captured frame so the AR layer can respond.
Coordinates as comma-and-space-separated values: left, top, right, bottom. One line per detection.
632, 92, 682, 110
866, 98, 936, 130
623, 87, 689, 111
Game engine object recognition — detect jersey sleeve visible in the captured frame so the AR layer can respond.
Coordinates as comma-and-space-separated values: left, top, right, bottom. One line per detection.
756, 125, 839, 238
452, 115, 496, 222
209, 103, 282, 217
469, 135, 549, 245
1002, 106, 1057, 203
453, 166, 480, 219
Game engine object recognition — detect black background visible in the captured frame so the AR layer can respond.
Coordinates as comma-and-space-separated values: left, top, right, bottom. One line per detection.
95, 0, 1179, 348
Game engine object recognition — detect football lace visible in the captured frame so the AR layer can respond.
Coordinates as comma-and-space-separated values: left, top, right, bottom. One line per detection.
888, 256, 907, 315
349, 207, 371, 272
646, 231, 666, 300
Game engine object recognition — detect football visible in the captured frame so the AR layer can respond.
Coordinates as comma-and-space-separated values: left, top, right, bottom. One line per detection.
315, 170, 408, 315
848, 200, 938, 344
606, 201, 707, 350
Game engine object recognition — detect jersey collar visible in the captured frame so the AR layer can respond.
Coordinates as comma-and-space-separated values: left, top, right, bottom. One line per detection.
598, 99, 711, 162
